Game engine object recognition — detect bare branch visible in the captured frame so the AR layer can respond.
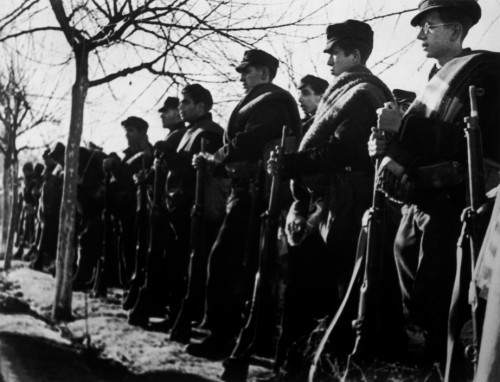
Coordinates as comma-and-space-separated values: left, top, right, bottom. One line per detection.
0, 26, 62, 43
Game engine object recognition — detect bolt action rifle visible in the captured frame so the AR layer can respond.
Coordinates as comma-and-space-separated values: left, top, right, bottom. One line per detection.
91, 170, 113, 298
221, 126, 288, 382
310, 116, 402, 382
122, 158, 151, 310
445, 85, 486, 382
171, 138, 209, 343
128, 149, 172, 325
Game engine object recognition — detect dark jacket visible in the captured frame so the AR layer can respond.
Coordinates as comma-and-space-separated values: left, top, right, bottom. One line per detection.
166, 113, 224, 212
284, 66, 394, 243
214, 82, 301, 167
387, 50, 500, 204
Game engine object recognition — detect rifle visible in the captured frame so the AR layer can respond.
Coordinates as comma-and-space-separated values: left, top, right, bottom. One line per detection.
171, 138, 208, 343
342, 151, 391, 378
309, 120, 401, 382
128, 151, 171, 325
445, 85, 486, 382
221, 126, 288, 382
91, 171, 112, 298
122, 160, 151, 312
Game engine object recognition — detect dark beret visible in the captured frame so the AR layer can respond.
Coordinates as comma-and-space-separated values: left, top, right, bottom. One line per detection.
34, 163, 45, 177
121, 116, 149, 131
47, 142, 65, 162
392, 89, 417, 105
235, 49, 279, 73
298, 75, 329, 95
324, 20, 373, 53
411, 0, 481, 27
22, 162, 34, 174
158, 97, 179, 113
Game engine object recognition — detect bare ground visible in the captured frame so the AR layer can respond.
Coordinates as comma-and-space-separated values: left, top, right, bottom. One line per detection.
0, 261, 271, 382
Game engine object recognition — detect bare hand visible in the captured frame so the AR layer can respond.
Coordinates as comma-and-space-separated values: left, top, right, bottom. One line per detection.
379, 156, 406, 178
103, 155, 120, 172
266, 148, 280, 176
368, 128, 387, 158
377, 102, 402, 133
285, 213, 309, 246
192, 152, 215, 169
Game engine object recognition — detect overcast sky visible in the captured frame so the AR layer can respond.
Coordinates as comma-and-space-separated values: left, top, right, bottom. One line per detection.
1, 0, 500, 160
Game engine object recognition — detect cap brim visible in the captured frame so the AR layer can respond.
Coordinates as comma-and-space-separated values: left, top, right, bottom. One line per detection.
410, 7, 441, 26
323, 38, 342, 53
235, 61, 251, 73
411, 4, 481, 26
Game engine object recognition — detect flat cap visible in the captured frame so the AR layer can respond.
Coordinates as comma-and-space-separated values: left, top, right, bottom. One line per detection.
298, 75, 329, 95
158, 97, 179, 113
392, 89, 417, 104
411, 0, 481, 26
324, 20, 373, 53
235, 49, 279, 73
121, 116, 149, 131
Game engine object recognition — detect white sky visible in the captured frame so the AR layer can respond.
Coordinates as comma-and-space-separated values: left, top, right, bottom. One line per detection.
1, 0, 500, 161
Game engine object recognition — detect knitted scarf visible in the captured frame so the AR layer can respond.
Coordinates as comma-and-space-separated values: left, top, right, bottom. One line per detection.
406, 51, 500, 124
299, 65, 393, 152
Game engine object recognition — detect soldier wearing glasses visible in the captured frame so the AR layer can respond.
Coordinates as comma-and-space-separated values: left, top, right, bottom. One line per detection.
369, 0, 500, 368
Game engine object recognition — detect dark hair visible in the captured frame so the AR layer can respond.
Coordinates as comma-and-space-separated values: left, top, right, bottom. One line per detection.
299, 75, 329, 95
335, 38, 373, 64
250, 64, 277, 81
182, 84, 213, 111
435, 8, 473, 40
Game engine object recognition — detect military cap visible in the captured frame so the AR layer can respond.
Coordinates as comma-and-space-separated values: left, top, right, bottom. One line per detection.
22, 162, 34, 174
34, 163, 45, 177
392, 89, 416, 105
158, 97, 179, 113
121, 116, 149, 131
47, 142, 65, 162
411, 0, 481, 27
235, 49, 279, 73
298, 75, 329, 95
324, 20, 374, 53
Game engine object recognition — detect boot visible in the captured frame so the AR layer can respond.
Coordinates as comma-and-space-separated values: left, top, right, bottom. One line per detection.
221, 356, 250, 382
127, 287, 151, 327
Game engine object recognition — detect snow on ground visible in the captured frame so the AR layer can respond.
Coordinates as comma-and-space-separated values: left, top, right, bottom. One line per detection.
0, 262, 271, 382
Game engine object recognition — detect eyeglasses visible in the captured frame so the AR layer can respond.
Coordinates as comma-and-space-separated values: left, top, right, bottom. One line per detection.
418, 22, 457, 35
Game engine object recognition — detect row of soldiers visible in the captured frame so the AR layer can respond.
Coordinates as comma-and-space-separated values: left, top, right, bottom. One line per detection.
14, 0, 500, 381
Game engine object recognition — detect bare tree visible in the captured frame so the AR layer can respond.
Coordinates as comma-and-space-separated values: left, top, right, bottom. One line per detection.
0, 60, 52, 270
39, 0, 333, 321
0, 0, 425, 320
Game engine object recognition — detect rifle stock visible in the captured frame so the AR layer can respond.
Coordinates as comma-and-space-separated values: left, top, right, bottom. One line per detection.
310, 129, 398, 382
171, 138, 208, 343
221, 126, 288, 382
445, 85, 486, 381
122, 166, 150, 310
91, 172, 112, 298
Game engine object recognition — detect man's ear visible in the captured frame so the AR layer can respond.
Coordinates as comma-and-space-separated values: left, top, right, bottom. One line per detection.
196, 102, 207, 115
260, 66, 271, 81
351, 48, 362, 64
450, 23, 463, 42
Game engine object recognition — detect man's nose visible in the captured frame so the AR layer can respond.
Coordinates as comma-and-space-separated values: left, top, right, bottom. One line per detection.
416, 27, 426, 40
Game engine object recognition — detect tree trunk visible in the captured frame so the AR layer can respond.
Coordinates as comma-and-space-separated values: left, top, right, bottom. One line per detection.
1, 162, 12, 259
3, 162, 19, 270
52, 49, 89, 321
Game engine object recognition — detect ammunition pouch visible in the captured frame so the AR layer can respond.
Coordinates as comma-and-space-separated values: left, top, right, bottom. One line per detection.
414, 161, 466, 190
379, 161, 466, 204
225, 162, 260, 180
